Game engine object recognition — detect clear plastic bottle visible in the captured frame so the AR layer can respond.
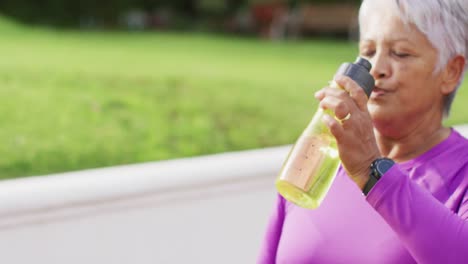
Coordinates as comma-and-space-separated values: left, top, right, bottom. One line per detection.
275, 57, 374, 209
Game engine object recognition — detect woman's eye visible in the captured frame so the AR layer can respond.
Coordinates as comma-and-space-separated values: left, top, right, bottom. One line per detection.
393, 51, 410, 58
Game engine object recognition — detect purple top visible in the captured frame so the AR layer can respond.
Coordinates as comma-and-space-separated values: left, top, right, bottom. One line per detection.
258, 129, 468, 263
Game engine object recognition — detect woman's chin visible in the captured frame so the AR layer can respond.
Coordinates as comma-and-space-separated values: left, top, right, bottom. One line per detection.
369, 105, 400, 124
368, 104, 391, 118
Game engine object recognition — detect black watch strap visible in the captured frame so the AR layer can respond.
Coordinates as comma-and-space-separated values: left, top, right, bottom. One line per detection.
363, 158, 395, 196
363, 173, 379, 196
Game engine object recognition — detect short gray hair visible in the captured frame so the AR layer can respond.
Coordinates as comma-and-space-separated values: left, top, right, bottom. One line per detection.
359, 0, 468, 117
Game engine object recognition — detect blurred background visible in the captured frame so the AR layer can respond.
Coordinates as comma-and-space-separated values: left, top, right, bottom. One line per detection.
1, 2, 467, 263
0, 0, 466, 179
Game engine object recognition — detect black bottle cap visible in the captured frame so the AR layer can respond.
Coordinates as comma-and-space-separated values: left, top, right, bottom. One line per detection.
335, 57, 375, 98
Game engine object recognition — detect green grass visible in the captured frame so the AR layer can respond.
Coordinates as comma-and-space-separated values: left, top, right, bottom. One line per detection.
0, 18, 467, 179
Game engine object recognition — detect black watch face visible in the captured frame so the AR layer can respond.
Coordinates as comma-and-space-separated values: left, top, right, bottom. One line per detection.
376, 159, 395, 175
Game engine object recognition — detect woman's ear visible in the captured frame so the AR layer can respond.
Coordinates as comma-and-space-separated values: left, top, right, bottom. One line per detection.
441, 55, 466, 95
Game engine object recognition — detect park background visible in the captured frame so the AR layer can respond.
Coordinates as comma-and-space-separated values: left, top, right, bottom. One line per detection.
0, 0, 467, 179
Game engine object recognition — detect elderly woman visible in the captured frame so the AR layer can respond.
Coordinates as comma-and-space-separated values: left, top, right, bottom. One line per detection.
258, 0, 468, 263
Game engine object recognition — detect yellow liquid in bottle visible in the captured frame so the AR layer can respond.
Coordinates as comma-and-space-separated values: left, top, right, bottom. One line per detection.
275, 132, 340, 209
276, 84, 342, 209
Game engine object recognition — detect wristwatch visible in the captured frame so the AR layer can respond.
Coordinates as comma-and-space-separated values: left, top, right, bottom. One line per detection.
363, 158, 395, 196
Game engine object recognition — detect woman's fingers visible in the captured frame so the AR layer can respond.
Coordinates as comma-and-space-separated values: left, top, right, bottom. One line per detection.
334, 75, 369, 112
319, 95, 352, 121
322, 113, 345, 139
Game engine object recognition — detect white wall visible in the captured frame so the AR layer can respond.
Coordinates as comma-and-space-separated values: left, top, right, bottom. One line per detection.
0, 125, 466, 264
0, 146, 290, 264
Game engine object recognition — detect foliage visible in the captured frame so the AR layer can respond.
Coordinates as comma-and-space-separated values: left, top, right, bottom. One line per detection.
0, 0, 361, 28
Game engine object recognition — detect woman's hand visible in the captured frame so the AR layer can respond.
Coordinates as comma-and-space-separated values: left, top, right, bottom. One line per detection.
315, 75, 381, 190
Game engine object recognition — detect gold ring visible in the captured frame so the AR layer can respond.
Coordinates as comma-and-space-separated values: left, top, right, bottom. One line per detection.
337, 112, 351, 123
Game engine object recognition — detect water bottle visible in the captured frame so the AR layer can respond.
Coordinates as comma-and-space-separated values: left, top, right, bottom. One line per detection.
275, 57, 374, 209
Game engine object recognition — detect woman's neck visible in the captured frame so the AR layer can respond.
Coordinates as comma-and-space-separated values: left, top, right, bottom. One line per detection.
374, 115, 450, 163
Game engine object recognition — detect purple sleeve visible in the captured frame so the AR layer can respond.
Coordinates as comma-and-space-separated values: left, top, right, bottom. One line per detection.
366, 164, 468, 263
257, 193, 285, 264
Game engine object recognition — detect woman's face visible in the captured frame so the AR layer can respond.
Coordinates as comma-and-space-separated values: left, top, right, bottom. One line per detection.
359, 10, 446, 135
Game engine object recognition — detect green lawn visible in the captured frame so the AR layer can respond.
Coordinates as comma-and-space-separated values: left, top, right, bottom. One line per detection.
1, 17, 467, 179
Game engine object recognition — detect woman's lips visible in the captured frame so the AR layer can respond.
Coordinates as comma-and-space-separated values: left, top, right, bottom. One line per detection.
370, 87, 387, 98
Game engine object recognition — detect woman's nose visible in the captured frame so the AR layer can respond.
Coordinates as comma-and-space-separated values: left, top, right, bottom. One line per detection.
370, 53, 390, 80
